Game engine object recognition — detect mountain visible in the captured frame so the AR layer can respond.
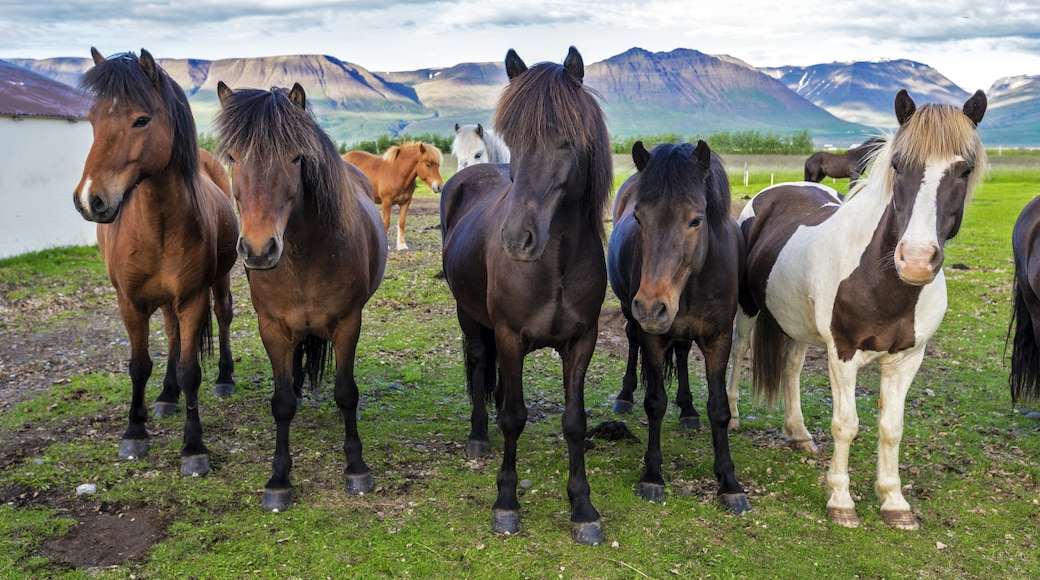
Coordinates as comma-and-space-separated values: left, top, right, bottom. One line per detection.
981, 75, 1040, 147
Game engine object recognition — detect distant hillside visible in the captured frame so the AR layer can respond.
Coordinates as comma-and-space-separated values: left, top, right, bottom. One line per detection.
981, 75, 1040, 147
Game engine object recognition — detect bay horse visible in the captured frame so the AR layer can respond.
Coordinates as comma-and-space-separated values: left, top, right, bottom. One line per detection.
804, 136, 886, 187
215, 81, 388, 511
440, 46, 611, 545
451, 122, 510, 171
728, 89, 987, 529
73, 48, 239, 476
607, 140, 750, 512
1008, 195, 1040, 407
344, 141, 444, 251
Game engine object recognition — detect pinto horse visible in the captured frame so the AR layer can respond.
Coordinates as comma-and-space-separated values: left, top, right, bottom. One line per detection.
451, 122, 510, 171
344, 141, 443, 251
804, 136, 886, 187
1008, 196, 1040, 407
440, 47, 611, 545
728, 89, 987, 529
607, 140, 750, 512
73, 48, 239, 476
215, 82, 387, 510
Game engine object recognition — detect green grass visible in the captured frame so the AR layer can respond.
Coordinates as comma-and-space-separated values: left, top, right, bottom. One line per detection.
1, 157, 1039, 578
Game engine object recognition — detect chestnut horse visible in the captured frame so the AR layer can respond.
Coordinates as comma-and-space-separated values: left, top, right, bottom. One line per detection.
804, 136, 886, 187
607, 140, 750, 513
344, 142, 443, 251
440, 47, 611, 545
728, 90, 987, 529
215, 82, 387, 510
451, 122, 510, 171
1008, 195, 1040, 407
73, 48, 239, 477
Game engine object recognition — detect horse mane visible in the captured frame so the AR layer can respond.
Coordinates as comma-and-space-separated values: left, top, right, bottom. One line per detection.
640, 143, 731, 229
214, 86, 362, 234
79, 51, 201, 198
494, 61, 612, 242
383, 141, 444, 165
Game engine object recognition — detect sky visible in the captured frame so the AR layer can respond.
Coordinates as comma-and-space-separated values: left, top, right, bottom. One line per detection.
2, 1, 1039, 93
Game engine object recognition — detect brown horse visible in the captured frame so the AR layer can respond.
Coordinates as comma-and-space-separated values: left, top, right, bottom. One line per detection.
215, 81, 388, 511
440, 46, 611, 545
1008, 195, 1040, 407
607, 140, 750, 513
73, 48, 239, 477
344, 142, 444, 251
803, 136, 886, 186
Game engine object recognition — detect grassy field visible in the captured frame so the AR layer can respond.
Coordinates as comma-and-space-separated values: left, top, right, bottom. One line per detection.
1, 151, 1039, 578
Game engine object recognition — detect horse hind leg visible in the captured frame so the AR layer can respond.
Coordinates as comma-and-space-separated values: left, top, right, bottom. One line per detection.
395, 201, 410, 251
725, 308, 755, 431
459, 312, 496, 457
153, 304, 181, 419
211, 275, 236, 397
611, 318, 639, 414
672, 342, 702, 430
782, 342, 817, 452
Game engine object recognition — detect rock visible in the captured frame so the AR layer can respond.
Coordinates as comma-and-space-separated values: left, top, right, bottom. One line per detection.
76, 483, 97, 496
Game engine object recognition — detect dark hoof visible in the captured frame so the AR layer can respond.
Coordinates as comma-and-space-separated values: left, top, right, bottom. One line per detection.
718, 493, 751, 514
118, 438, 149, 460
492, 509, 521, 535
263, 488, 293, 512
637, 482, 666, 502
214, 383, 235, 398
572, 520, 605, 545
345, 472, 374, 495
152, 401, 178, 419
612, 399, 635, 414
678, 416, 702, 430
181, 454, 211, 477
466, 438, 490, 458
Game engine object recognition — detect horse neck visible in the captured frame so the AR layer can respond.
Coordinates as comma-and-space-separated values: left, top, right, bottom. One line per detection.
836, 181, 901, 265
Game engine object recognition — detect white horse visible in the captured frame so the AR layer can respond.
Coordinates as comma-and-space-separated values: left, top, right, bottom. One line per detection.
451, 123, 510, 171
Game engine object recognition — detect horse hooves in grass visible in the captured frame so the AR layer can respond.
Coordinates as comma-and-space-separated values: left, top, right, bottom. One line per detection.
263, 488, 293, 512
345, 472, 374, 495
180, 454, 211, 477
118, 438, 149, 460
214, 383, 235, 397
572, 520, 605, 545
637, 482, 666, 502
152, 401, 179, 419
718, 492, 752, 514
827, 507, 861, 528
678, 416, 702, 430
492, 509, 522, 536
882, 510, 920, 530
790, 439, 820, 453
466, 438, 490, 458
612, 399, 635, 414
727, 418, 740, 431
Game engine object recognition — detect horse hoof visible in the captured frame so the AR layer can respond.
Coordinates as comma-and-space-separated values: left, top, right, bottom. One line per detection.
727, 418, 740, 431
678, 416, 702, 430
396, 243, 409, 251
572, 519, 605, 545
790, 439, 820, 453
827, 507, 861, 528
152, 401, 179, 419
466, 439, 490, 458
882, 510, 920, 530
719, 493, 752, 514
118, 438, 149, 459
180, 454, 211, 477
214, 383, 235, 398
637, 482, 666, 502
612, 399, 635, 414
345, 472, 374, 495
492, 509, 521, 536
263, 488, 293, 512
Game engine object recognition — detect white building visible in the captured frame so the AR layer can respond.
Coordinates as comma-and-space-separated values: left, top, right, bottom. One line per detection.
0, 60, 95, 259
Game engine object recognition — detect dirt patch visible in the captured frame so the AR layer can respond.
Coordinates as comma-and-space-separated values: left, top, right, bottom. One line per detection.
38, 504, 167, 571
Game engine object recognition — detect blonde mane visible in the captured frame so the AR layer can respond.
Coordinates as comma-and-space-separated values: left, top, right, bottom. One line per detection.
382, 141, 444, 165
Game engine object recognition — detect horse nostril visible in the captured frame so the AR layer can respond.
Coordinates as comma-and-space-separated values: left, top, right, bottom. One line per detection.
651, 301, 668, 322
89, 195, 106, 215
236, 237, 250, 259
260, 237, 278, 260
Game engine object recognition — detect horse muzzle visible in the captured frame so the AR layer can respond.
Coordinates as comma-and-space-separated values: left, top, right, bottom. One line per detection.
895, 240, 942, 286
631, 295, 676, 335
238, 235, 283, 270
73, 191, 122, 224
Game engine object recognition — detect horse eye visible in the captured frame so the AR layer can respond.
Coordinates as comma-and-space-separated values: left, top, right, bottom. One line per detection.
891, 160, 901, 175
291, 155, 302, 165
961, 167, 973, 179
226, 153, 236, 164
132, 116, 151, 128
689, 217, 704, 229
475, 152, 483, 159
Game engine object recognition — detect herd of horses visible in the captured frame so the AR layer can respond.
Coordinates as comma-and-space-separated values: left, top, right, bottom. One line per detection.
70, 44, 1034, 545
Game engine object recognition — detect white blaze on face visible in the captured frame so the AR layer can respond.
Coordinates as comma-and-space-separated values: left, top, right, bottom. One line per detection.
79, 176, 94, 214
896, 158, 959, 284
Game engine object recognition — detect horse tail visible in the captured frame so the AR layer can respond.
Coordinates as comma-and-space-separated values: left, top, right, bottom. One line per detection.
639, 344, 680, 393
751, 311, 786, 408
301, 335, 333, 391
1008, 277, 1040, 406
197, 304, 214, 363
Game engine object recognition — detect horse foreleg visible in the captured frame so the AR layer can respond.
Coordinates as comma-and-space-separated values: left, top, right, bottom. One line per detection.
175, 297, 212, 477
262, 336, 298, 511
459, 311, 496, 457
490, 327, 526, 537
673, 341, 701, 430
875, 350, 925, 530
395, 200, 410, 251
380, 199, 392, 248
701, 333, 751, 514
611, 318, 640, 414
637, 337, 668, 503
560, 331, 604, 545
725, 309, 755, 430
825, 356, 861, 528
154, 304, 181, 418
333, 314, 373, 495
118, 301, 154, 459
211, 274, 236, 397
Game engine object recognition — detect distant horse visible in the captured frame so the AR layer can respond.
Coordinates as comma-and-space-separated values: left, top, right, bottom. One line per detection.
1008, 196, 1040, 407
728, 89, 987, 529
440, 46, 611, 545
215, 81, 388, 510
451, 122, 510, 171
803, 136, 886, 186
73, 48, 239, 476
344, 142, 444, 251
606, 140, 750, 513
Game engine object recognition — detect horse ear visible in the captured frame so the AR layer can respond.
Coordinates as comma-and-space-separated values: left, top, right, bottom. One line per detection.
138, 49, 160, 85
563, 46, 584, 82
632, 141, 650, 172
476, 123, 484, 138
894, 89, 916, 126
217, 81, 233, 107
505, 49, 527, 80
90, 47, 105, 65
962, 90, 987, 127
455, 123, 461, 133
289, 83, 307, 110
693, 139, 712, 169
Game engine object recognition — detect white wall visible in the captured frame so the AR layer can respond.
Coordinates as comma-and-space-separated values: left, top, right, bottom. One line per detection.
0, 115, 96, 259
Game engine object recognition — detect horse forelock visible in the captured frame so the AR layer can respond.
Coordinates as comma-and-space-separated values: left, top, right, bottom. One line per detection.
639, 143, 731, 228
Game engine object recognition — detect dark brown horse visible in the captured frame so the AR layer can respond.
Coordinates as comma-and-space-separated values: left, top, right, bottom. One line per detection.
607, 140, 750, 513
73, 48, 239, 476
803, 136, 886, 186
215, 82, 387, 510
1008, 195, 1040, 407
344, 142, 444, 251
440, 46, 611, 545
